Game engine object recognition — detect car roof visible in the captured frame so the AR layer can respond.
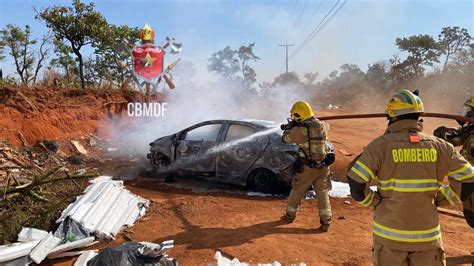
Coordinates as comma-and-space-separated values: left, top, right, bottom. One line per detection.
197, 119, 277, 128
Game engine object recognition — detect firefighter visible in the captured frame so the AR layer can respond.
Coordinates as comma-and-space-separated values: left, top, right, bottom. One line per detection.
434, 96, 474, 228
347, 90, 474, 265
280, 101, 335, 232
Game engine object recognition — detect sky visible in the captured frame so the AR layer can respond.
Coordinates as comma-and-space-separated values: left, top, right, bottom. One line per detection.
0, 0, 473, 85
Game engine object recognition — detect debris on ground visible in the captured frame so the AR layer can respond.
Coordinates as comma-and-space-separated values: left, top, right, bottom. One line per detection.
328, 181, 350, 197
54, 176, 150, 240
0, 175, 150, 264
214, 251, 283, 266
74, 250, 99, 266
0, 139, 99, 245
86, 241, 176, 266
37, 140, 60, 153
71, 140, 88, 156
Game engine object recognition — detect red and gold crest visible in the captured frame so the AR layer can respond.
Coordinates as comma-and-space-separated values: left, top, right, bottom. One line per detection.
132, 45, 165, 82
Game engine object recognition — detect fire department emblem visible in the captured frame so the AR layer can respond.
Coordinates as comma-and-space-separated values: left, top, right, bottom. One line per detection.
132, 45, 165, 83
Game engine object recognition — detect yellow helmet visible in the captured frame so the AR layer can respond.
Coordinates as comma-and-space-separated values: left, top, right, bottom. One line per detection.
385, 90, 424, 118
290, 101, 314, 122
139, 23, 155, 42
463, 96, 474, 109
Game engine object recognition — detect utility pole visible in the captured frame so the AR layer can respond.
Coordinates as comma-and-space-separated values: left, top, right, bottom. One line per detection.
279, 43, 294, 73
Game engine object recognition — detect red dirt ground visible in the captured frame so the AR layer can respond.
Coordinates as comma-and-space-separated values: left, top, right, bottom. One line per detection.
1, 86, 472, 265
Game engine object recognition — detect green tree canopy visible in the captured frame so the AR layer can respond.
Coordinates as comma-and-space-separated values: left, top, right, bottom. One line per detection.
0, 24, 47, 85
438, 26, 472, 71
36, 0, 109, 89
208, 43, 259, 89
92, 24, 140, 87
394, 34, 441, 79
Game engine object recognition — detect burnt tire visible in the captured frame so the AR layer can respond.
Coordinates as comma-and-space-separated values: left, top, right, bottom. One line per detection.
248, 169, 277, 193
151, 153, 171, 179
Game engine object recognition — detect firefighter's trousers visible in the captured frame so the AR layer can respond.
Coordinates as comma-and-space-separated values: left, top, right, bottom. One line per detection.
372, 241, 445, 266
286, 165, 332, 223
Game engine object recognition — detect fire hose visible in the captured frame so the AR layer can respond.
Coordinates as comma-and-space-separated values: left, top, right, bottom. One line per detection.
318, 112, 474, 124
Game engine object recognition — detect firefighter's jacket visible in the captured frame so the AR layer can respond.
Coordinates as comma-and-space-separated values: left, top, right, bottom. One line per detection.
438, 125, 474, 164
282, 117, 329, 161
347, 119, 474, 251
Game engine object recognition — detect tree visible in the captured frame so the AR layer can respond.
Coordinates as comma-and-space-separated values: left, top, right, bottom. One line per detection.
303, 72, 318, 85
32, 34, 51, 84
272, 71, 300, 86
49, 39, 77, 81
0, 37, 5, 61
438, 26, 472, 71
92, 24, 140, 88
0, 24, 37, 85
367, 61, 389, 89
173, 60, 197, 88
36, 0, 109, 89
395, 34, 441, 78
208, 43, 259, 88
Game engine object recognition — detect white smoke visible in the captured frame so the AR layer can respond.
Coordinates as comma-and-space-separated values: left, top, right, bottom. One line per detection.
103, 60, 318, 158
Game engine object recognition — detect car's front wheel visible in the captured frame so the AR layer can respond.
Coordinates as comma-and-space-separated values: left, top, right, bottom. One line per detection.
151, 153, 171, 177
248, 168, 277, 193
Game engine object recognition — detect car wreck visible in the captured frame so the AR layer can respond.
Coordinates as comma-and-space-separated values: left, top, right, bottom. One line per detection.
147, 119, 301, 192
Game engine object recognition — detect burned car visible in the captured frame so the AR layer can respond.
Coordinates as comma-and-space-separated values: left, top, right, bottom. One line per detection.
147, 119, 300, 192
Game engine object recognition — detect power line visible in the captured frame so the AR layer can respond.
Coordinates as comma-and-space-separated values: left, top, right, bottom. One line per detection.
280, 44, 295, 73
290, 0, 310, 34
290, 0, 347, 60
302, 0, 324, 32
290, 0, 341, 59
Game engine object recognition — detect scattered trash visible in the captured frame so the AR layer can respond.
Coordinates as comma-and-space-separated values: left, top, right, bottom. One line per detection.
304, 190, 316, 200
29, 233, 61, 264
326, 104, 339, 110
48, 250, 98, 259
328, 181, 351, 198
0, 241, 39, 264
39, 140, 60, 153
54, 176, 150, 240
89, 138, 98, 147
87, 241, 177, 266
47, 237, 95, 258
338, 216, 347, 220
66, 155, 83, 164
338, 149, 353, 156
344, 200, 351, 205
74, 250, 99, 266
71, 140, 88, 155
0, 175, 149, 264
214, 251, 282, 266
17, 227, 49, 243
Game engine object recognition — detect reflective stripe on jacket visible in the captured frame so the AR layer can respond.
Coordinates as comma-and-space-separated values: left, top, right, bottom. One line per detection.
347, 119, 474, 251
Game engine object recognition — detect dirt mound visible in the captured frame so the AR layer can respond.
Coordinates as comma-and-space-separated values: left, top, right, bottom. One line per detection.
0, 85, 156, 147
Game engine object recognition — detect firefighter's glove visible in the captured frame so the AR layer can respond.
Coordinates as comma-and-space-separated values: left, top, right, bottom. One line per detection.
433, 126, 448, 139
322, 153, 336, 166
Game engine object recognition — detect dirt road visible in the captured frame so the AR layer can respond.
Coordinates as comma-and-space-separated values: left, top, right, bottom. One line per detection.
46, 116, 474, 265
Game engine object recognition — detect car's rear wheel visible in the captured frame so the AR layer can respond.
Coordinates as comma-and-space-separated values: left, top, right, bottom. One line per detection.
248, 168, 277, 193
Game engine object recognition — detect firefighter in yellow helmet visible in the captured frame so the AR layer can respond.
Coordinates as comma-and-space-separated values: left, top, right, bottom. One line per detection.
280, 101, 335, 232
347, 90, 474, 265
434, 96, 474, 228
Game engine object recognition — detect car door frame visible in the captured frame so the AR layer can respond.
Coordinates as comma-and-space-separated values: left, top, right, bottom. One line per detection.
215, 121, 269, 182
173, 120, 227, 175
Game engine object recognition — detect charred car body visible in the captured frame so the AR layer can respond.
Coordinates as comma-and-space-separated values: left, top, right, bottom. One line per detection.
148, 119, 336, 192
147, 119, 303, 192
